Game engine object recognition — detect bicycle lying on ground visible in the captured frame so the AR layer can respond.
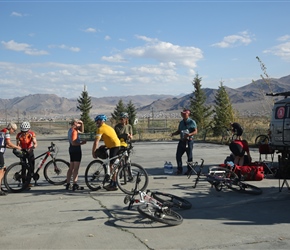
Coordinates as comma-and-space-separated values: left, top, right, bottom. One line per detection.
187, 159, 263, 195
4, 142, 69, 193
84, 142, 149, 195
124, 187, 192, 226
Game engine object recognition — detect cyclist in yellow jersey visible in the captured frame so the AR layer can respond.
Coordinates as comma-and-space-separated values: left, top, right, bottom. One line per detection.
92, 114, 120, 191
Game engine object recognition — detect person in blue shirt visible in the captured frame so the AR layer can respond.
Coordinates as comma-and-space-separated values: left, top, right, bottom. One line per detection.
171, 109, 198, 175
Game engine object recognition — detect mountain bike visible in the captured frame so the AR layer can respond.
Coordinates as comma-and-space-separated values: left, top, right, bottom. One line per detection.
221, 127, 238, 145
4, 142, 69, 193
84, 142, 149, 195
187, 159, 262, 195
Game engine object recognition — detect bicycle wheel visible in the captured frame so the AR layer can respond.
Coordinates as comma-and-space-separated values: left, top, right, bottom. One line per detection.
255, 134, 270, 145
4, 162, 31, 193
137, 203, 183, 226
84, 160, 107, 191
116, 162, 149, 195
228, 181, 263, 195
151, 192, 192, 209
43, 159, 69, 185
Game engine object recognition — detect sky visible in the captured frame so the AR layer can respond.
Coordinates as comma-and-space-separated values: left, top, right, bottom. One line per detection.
1, 0, 290, 99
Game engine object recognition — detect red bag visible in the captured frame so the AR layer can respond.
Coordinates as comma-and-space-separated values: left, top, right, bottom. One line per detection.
234, 163, 264, 181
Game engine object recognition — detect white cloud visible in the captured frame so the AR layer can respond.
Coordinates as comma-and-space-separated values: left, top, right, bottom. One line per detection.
11, 12, 23, 17
48, 44, 80, 52
84, 28, 97, 33
277, 35, 290, 42
103, 36, 203, 69
263, 41, 290, 61
211, 31, 254, 48
104, 35, 111, 40
1, 40, 49, 56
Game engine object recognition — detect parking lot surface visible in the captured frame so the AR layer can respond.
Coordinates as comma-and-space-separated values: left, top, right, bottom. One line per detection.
1, 137, 290, 249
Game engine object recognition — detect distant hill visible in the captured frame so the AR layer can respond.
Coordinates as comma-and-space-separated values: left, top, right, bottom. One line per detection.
0, 75, 289, 120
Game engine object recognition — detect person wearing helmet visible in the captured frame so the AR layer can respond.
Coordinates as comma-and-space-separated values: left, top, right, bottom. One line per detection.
66, 119, 87, 191
114, 112, 133, 148
0, 123, 21, 195
16, 121, 38, 185
230, 122, 243, 140
92, 114, 121, 191
171, 109, 197, 175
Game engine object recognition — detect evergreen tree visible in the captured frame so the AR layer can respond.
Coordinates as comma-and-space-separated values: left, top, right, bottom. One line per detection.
77, 85, 95, 133
189, 74, 214, 131
212, 81, 235, 136
126, 100, 137, 133
111, 99, 126, 124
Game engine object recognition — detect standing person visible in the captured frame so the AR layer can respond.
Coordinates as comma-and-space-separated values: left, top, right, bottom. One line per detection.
66, 119, 87, 191
230, 122, 243, 140
16, 121, 38, 186
229, 139, 252, 166
171, 109, 198, 175
114, 112, 133, 147
0, 123, 21, 196
92, 114, 121, 191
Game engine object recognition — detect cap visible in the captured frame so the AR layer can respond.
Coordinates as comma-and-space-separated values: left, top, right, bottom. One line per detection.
181, 109, 191, 115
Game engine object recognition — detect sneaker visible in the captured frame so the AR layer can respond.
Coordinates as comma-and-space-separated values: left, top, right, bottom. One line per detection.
65, 183, 70, 190
184, 170, 191, 175
105, 185, 118, 191
175, 170, 182, 175
0, 191, 7, 196
72, 183, 84, 191
103, 184, 112, 190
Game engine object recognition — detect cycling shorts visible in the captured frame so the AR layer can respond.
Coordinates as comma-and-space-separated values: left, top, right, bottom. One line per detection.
0, 152, 4, 169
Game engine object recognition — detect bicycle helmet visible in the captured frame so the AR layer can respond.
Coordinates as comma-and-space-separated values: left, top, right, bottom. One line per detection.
94, 114, 107, 122
20, 121, 31, 132
120, 112, 129, 118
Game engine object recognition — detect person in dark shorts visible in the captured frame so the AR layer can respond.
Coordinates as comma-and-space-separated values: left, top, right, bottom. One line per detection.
229, 139, 252, 166
230, 122, 243, 140
66, 119, 87, 191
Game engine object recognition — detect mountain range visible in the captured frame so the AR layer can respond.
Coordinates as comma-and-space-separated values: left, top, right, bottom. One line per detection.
0, 75, 289, 120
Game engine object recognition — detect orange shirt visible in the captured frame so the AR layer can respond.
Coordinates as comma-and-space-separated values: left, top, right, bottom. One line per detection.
16, 130, 36, 149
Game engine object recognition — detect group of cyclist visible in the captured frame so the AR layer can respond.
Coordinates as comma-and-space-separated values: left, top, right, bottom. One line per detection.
67, 112, 133, 192
0, 121, 37, 196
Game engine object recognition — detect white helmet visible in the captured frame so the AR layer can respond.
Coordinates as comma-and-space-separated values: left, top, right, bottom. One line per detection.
20, 121, 31, 132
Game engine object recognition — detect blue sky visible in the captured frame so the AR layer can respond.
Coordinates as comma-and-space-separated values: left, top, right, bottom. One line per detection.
1, 0, 290, 99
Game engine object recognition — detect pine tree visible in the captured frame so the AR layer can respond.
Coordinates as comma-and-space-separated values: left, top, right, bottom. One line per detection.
126, 100, 137, 133
111, 99, 126, 124
212, 81, 235, 136
77, 85, 95, 133
189, 74, 214, 131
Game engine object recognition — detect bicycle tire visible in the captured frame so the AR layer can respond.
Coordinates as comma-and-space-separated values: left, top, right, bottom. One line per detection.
151, 191, 192, 209
84, 160, 107, 191
43, 159, 69, 185
228, 181, 263, 195
137, 203, 183, 226
4, 162, 31, 193
207, 166, 239, 191
255, 134, 270, 146
116, 162, 149, 195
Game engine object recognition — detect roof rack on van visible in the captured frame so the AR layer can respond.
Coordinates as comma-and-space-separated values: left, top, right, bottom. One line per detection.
266, 91, 290, 98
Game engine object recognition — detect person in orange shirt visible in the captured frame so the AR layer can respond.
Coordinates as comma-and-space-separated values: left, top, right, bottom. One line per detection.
66, 119, 87, 191
0, 122, 21, 195
16, 121, 38, 182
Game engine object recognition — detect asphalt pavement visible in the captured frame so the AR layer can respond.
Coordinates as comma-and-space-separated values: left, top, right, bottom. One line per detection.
1, 136, 290, 250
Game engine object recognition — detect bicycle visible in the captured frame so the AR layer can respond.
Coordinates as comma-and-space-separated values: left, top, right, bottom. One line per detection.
187, 159, 262, 195
4, 142, 69, 193
221, 127, 237, 145
84, 142, 149, 195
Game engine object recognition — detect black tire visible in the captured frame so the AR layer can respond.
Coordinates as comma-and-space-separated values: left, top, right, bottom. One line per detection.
137, 204, 183, 226
4, 162, 31, 193
207, 166, 239, 191
116, 162, 149, 195
43, 159, 69, 185
151, 192, 192, 209
228, 181, 263, 195
255, 134, 270, 146
84, 160, 107, 191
